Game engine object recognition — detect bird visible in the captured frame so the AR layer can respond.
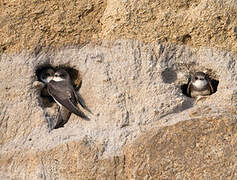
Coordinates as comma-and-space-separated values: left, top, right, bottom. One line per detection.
38, 68, 55, 98
39, 68, 55, 84
187, 71, 214, 98
47, 69, 89, 129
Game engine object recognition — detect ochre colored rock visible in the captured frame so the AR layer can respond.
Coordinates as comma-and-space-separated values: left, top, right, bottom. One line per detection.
1, 0, 237, 53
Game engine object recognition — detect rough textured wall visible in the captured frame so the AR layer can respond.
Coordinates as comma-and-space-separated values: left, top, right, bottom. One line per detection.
1, 40, 237, 179
1, 0, 237, 179
0, 0, 106, 53
100, 0, 237, 53
1, 0, 237, 53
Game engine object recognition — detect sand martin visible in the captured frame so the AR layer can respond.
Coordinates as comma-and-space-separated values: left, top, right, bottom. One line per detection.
39, 68, 55, 83
47, 69, 89, 129
187, 71, 213, 98
38, 68, 55, 98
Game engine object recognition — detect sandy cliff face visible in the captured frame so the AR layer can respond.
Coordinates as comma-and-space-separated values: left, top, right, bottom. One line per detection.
1, 0, 237, 54
1, 0, 237, 179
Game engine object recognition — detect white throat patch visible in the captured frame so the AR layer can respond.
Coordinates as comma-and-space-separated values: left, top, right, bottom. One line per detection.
40, 76, 53, 83
46, 76, 54, 83
53, 76, 64, 82
193, 79, 207, 89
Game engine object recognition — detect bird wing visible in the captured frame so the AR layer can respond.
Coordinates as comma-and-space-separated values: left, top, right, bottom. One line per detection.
54, 106, 71, 129
47, 81, 89, 120
187, 82, 192, 97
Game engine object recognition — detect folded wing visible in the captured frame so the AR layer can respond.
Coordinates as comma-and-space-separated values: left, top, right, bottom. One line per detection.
48, 81, 89, 120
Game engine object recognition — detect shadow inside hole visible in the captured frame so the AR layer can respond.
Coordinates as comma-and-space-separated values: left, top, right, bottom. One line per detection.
181, 84, 190, 97
161, 68, 177, 84
211, 79, 219, 93
181, 77, 219, 97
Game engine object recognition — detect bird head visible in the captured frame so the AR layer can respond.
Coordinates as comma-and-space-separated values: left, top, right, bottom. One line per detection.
53, 69, 70, 82
40, 68, 55, 83
191, 72, 208, 89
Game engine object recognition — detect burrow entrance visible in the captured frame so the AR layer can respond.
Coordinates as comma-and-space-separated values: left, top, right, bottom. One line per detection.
181, 74, 219, 98
35, 64, 82, 107
35, 64, 89, 130
161, 68, 219, 98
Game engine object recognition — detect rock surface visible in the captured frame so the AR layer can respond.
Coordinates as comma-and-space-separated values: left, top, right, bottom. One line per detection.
1, 0, 237, 53
1, 0, 237, 179
1, 40, 237, 179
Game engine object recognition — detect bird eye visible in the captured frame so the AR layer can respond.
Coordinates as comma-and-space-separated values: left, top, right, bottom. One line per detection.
195, 77, 198, 80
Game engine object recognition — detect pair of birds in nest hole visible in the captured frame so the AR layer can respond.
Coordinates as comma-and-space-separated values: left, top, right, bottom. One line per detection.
39, 68, 214, 130
39, 68, 91, 130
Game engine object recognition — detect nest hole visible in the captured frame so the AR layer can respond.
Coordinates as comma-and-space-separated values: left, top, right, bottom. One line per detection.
35, 64, 82, 107
35, 64, 91, 130
181, 74, 219, 98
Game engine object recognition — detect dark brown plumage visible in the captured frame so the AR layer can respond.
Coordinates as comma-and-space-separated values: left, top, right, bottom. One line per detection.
47, 69, 89, 129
